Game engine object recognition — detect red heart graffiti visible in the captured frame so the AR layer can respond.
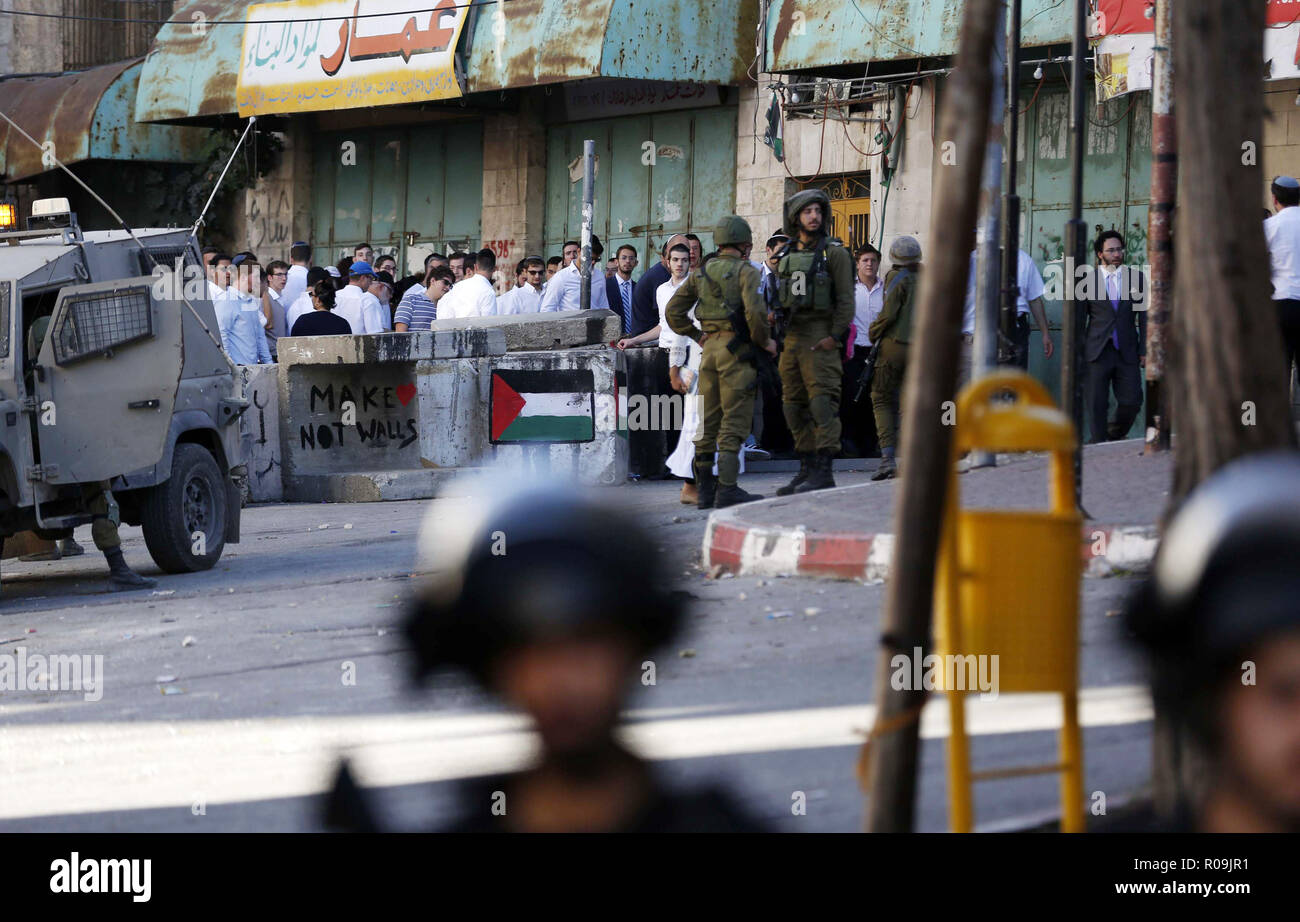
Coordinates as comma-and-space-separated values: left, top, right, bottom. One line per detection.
396, 383, 416, 406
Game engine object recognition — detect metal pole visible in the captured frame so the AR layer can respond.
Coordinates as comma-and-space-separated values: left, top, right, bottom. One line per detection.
1061, 0, 1088, 506
1001, 0, 1022, 364
1144, 0, 1174, 453
580, 139, 595, 311
969, 4, 1007, 470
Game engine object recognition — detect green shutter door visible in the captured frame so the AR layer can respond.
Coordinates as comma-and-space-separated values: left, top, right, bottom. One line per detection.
543, 106, 737, 274
1022, 85, 1150, 439
309, 124, 483, 276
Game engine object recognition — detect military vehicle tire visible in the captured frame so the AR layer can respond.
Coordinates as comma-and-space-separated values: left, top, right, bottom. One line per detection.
141, 443, 226, 573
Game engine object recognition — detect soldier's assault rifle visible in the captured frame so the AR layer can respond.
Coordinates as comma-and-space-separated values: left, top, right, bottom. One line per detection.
852, 341, 881, 404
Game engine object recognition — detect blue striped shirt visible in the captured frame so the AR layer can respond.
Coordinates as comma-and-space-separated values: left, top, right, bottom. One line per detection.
394, 286, 437, 330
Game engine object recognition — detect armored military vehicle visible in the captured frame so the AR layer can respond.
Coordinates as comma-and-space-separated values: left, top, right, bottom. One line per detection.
0, 199, 244, 578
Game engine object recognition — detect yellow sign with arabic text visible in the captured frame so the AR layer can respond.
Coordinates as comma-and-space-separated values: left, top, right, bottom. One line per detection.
236, 0, 468, 116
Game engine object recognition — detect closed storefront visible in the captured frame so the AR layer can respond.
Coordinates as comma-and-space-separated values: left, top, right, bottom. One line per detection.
543, 106, 738, 265
1017, 84, 1152, 437
309, 122, 484, 274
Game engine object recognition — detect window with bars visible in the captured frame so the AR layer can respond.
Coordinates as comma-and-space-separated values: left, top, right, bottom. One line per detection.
137, 244, 200, 277
62, 0, 175, 71
51, 286, 153, 365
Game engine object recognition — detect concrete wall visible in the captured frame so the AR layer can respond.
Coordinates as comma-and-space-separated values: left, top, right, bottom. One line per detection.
1263, 78, 1300, 205
238, 363, 282, 503
0, 0, 64, 76
229, 121, 314, 261
481, 108, 549, 288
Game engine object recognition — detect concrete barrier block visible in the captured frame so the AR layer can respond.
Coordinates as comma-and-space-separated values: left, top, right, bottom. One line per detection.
276, 329, 506, 367
236, 364, 282, 502
430, 309, 620, 351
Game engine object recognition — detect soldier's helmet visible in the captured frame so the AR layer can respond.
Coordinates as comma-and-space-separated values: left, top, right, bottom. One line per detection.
713, 215, 753, 249
888, 235, 923, 264
1124, 451, 1300, 739
783, 189, 832, 238
405, 475, 685, 683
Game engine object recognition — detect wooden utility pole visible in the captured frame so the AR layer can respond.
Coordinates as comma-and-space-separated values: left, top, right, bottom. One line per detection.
1153, 0, 1299, 816
1061, 0, 1088, 505
1144, 0, 1174, 455
1169, 0, 1297, 507
863, 0, 1001, 833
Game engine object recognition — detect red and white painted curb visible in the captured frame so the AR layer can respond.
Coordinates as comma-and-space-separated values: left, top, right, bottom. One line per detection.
703, 513, 1158, 581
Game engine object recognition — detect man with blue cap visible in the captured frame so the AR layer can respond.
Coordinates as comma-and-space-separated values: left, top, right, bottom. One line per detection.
333, 259, 388, 334
1264, 175, 1300, 389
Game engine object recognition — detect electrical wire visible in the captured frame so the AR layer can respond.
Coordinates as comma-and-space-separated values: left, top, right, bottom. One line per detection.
1019, 71, 1046, 115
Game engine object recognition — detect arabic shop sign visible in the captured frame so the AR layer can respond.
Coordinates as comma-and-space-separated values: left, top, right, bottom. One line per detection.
236, 0, 469, 116
564, 80, 721, 120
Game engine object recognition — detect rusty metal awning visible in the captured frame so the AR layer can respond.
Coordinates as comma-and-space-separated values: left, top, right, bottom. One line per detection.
0, 58, 211, 183
470, 0, 757, 92
766, 0, 1072, 73
135, 0, 756, 122
135, 0, 259, 123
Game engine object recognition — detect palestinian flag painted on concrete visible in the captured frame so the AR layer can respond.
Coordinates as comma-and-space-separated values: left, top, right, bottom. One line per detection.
491, 368, 596, 444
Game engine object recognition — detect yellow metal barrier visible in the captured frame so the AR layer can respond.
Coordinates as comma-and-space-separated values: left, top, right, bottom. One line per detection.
933, 371, 1085, 833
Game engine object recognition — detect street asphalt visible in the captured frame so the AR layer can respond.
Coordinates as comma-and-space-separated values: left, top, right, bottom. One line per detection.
0, 468, 1153, 833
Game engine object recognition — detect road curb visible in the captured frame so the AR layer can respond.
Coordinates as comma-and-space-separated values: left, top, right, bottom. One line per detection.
703, 507, 1158, 581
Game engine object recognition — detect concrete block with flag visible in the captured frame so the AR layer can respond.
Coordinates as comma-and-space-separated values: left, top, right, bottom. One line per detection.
491, 369, 597, 444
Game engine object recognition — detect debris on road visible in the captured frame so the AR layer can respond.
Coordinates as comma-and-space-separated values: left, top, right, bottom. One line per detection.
181, 636, 196, 647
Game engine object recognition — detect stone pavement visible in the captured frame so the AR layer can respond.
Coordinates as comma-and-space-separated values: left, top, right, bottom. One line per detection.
704, 439, 1170, 580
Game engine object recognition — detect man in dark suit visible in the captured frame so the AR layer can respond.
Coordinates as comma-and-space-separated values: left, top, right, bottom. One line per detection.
606, 244, 640, 335
1083, 230, 1146, 443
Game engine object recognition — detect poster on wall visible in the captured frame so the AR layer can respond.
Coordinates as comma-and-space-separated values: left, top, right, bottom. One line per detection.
236, 0, 469, 116
1094, 0, 1300, 101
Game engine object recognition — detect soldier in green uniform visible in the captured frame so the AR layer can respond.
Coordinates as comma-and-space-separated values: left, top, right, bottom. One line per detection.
867, 236, 923, 481
24, 316, 156, 590
772, 190, 855, 495
665, 216, 775, 509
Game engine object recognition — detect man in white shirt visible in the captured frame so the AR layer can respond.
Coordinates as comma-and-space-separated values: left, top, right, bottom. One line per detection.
282, 242, 311, 309
840, 244, 884, 457
441, 249, 499, 319
497, 256, 545, 315
1265, 175, 1300, 387
960, 246, 1055, 387
540, 236, 612, 313
333, 261, 388, 334
285, 266, 330, 333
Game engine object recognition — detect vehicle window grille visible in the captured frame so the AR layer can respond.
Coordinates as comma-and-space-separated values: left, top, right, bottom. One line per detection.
0, 282, 9, 359
52, 286, 153, 365
138, 245, 199, 277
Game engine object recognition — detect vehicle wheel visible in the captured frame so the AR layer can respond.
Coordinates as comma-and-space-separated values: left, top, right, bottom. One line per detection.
140, 443, 226, 573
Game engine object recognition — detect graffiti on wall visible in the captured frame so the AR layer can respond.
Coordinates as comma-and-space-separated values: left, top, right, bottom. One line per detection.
299, 381, 418, 451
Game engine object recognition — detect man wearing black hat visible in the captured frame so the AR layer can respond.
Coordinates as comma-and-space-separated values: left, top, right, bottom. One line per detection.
326, 477, 764, 833
1122, 452, 1300, 833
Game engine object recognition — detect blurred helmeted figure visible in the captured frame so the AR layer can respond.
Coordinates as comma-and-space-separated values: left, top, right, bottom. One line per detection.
1122, 452, 1300, 833
326, 477, 763, 833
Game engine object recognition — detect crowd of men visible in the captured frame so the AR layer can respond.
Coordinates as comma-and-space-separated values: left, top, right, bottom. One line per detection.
202, 172, 1300, 495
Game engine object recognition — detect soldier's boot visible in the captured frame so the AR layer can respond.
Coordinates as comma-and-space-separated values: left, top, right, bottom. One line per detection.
60, 537, 85, 557
776, 453, 815, 496
679, 481, 699, 505
794, 450, 837, 493
695, 457, 718, 510
104, 547, 157, 591
872, 448, 898, 481
714, 451, 763, 508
